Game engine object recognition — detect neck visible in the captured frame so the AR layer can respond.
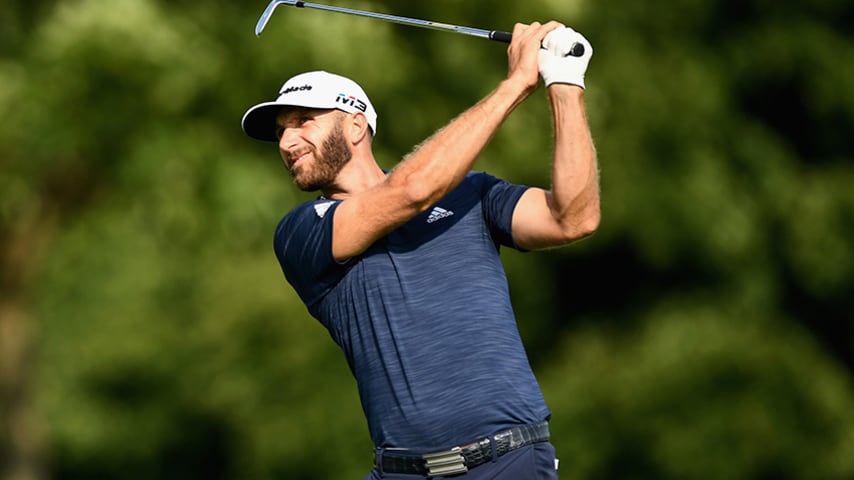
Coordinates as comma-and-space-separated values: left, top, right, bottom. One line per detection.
321, 151, 386, 200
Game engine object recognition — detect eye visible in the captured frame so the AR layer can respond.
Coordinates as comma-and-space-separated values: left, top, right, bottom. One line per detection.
274, 126, 285, 140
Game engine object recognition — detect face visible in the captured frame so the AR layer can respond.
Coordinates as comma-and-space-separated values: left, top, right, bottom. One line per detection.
276, 108, 352, 192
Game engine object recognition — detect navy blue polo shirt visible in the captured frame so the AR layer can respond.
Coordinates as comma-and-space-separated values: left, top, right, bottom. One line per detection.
274, 171, 550, 449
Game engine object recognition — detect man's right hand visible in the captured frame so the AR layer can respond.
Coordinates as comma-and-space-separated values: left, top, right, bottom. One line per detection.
506, 21, 566, 94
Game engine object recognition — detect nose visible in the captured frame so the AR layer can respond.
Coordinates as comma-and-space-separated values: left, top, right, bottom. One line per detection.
278, 127, 299, 151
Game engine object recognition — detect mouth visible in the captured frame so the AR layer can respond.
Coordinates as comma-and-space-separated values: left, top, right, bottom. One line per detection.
287, 149, 311, 169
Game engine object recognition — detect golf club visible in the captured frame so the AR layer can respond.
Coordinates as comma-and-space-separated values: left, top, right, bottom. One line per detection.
254, 0, 584, 56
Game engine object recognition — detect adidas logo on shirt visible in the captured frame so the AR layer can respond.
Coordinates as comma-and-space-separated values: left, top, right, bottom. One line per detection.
427, 206, 454, 224
314, 201, 334, 218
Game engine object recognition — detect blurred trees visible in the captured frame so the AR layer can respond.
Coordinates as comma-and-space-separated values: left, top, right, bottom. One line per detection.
1, 0, 852, 479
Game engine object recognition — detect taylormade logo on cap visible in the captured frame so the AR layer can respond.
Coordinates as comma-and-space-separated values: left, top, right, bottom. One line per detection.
241, 71, 378, 142
281, 84, 313, 94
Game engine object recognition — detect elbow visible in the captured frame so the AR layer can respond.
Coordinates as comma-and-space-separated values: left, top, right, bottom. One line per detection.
573, 191, 601, 239
402, 176, 435, 212
403, 182, 434, 211
390, 170, 436, 214
548, 184, 601, 244
577, 207, 601, 238
560, 204, 601, 242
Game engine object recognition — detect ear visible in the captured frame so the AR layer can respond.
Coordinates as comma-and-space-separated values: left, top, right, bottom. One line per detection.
347, 111, 371, 145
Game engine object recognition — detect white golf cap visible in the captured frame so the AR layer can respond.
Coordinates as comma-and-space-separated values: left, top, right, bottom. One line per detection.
242, 70, 377, 142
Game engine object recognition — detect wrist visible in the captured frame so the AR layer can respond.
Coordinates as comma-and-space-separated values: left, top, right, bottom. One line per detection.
547, 83, 585, 96
548, 84, 587, 123
495, 77, 536, 110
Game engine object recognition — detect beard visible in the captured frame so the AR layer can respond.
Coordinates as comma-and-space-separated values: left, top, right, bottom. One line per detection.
290, 118, 352, 192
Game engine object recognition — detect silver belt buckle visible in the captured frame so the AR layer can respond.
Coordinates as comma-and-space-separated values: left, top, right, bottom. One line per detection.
422, 446, 468, 477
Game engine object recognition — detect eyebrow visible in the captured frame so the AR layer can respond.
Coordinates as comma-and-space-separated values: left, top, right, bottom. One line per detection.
276, 107, 309, 125
277, 107, 336, 126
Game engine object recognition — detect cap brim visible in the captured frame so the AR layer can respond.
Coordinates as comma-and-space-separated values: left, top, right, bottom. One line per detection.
241, 102, 285, 142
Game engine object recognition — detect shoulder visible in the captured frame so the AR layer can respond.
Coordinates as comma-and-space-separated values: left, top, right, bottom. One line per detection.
274, 198, 341, 246
445, 171, 508, 199
459, 171, 529, 204
462, 170, 530, 192
464, 170, 500, 187
273, 198, 347, 307
278, 198, 339, 227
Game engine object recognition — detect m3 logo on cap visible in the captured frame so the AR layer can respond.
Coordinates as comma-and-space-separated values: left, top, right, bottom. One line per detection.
336, 93, 367, 112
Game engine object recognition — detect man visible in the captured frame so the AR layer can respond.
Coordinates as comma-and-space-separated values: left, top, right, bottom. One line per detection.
242, 21, 598, 479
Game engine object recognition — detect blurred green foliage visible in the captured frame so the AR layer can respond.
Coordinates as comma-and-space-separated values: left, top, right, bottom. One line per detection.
1, 0, 853, 479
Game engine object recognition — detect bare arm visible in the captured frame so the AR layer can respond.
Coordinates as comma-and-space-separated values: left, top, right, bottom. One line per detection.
331, 22, 563, 261
511, 84, 600, 250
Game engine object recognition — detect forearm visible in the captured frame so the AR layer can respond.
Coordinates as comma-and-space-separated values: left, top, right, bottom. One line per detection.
328, 23, 555, 260
386, 78, 532, 211
548, 85, 600, 235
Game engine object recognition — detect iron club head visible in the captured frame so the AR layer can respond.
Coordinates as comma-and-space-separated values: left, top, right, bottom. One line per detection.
256, 0, 298, 36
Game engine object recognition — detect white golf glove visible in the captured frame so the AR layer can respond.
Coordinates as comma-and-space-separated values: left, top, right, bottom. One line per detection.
538, 27, 593, 89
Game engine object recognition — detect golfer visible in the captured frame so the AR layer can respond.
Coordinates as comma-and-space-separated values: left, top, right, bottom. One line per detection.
242, 21, 598, 479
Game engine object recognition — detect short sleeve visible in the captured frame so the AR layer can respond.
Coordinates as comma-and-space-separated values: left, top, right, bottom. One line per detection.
480, 173, 529, 249
273, 199, 348, 307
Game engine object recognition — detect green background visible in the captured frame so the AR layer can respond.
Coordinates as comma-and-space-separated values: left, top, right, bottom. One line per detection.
2, 0, 853, 478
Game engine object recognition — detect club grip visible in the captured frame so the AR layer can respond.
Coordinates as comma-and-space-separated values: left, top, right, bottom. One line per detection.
489, 30, 584, 57
489, 30, 513, 43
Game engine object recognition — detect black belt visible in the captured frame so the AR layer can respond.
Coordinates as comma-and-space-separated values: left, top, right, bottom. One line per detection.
374, 421, 550, 477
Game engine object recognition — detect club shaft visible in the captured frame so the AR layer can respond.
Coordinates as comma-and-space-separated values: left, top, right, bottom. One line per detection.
256, 0, 512, 42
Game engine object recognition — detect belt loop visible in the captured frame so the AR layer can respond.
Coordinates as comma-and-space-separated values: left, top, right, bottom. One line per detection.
489, 436, 498, 463
374, 447, 385, 476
